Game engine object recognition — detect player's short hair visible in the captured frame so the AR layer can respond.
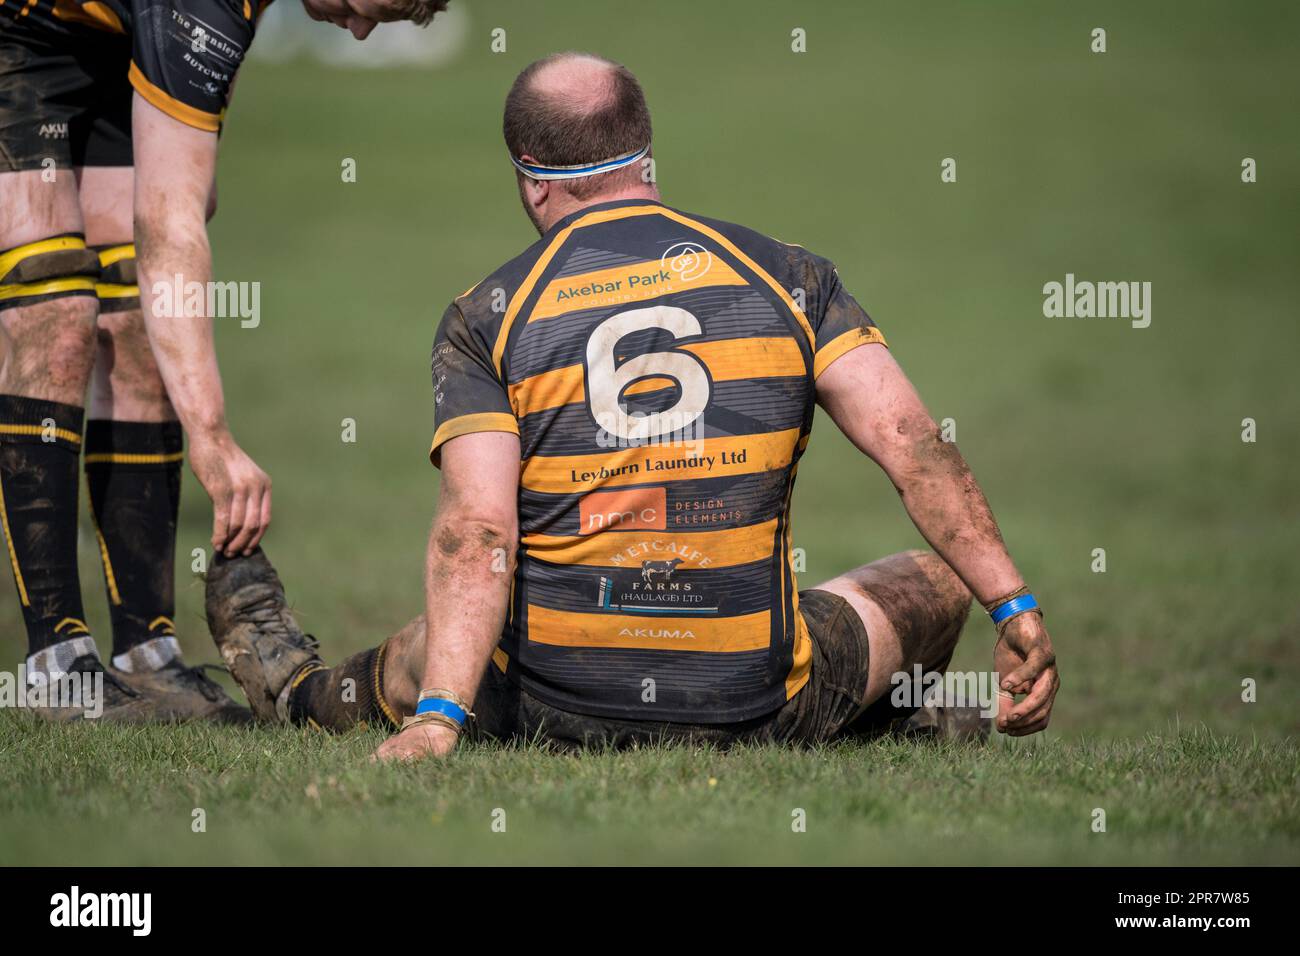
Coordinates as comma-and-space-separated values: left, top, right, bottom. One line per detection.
503, 52, 653, 200
402, 0, 447, 26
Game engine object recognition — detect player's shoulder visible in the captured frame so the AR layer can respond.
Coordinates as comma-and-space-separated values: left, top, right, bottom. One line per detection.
450, 233, 553, 328
667, 207, 838, 293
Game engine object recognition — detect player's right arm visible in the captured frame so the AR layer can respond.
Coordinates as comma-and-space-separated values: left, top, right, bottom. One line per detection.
127, 0, 272, 556
373, 297, 521, 761
132, 94, 271, 558
373, 430, 521, 761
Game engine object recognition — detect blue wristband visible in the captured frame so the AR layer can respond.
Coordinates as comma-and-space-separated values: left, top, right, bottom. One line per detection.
414, 696, 467, 726
990, 593, 1039, 625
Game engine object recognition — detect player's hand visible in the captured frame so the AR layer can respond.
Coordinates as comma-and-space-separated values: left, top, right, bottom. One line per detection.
187, 429, 272, 558
372, 722, 459, 762
993, 612, 1059, 736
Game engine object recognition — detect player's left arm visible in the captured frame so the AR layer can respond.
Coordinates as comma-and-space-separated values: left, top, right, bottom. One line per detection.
373, 431, 520, 761
816, 343, 1060, 736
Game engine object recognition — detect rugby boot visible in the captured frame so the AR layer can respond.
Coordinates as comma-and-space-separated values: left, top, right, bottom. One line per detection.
205, 548, 321, 721
28, 653, 154, 723
110, 659, 253, 724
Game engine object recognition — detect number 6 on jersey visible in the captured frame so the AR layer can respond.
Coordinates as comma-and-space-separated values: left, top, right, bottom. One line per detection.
584, 305, 712, 442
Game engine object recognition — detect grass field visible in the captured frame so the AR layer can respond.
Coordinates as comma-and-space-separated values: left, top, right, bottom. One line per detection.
2, 0, 1298, 865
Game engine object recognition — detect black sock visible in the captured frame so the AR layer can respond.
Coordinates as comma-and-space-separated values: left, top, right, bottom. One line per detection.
0, 395, 92, 656
83, 419, 184, 669
287, 643, 400, 731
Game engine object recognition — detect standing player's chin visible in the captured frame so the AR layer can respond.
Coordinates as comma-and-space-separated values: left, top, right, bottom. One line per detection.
347, 15, 378, 39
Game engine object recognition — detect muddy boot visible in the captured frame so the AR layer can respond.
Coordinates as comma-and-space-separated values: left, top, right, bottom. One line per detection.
205, 548, 321, 721
111, 659, 252, 723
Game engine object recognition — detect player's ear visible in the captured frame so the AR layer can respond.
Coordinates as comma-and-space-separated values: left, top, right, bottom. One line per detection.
518, 157, 549, 208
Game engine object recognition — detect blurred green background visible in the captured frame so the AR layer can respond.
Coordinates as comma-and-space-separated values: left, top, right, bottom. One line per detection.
1, 0, 1297, 864
4, 0, 1298, 736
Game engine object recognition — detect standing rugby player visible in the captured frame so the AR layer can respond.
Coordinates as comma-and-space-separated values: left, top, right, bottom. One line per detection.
0, 0, 444, 720
207, 52, 1060, 755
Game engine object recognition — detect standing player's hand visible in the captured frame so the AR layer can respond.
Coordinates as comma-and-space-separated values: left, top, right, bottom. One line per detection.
993, 613, 1060, 736
372, 723, 459, 762
188, 429, 272, 558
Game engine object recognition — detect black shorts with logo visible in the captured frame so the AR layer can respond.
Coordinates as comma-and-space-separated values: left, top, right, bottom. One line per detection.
0, 0, 260, 172
468, 588, 914, 749
0, 28, 134, 171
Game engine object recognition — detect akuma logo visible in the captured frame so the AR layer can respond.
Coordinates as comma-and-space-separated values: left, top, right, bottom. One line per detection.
618, 627, 695, 639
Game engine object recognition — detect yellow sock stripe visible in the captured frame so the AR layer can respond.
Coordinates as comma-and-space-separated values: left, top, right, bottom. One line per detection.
95, 244, 135, 268
94, 282, 139, 300
149, 616, 176, 635
0, 423, 82, 445
54, 617, 91, 636
83, 451, 183, 465
289, 661, 327, 695
0, 235, 87, 277
0, 476, 30, 606
86, 479, 122, 606
0, 277, 96, 301
373, 640, 401, 728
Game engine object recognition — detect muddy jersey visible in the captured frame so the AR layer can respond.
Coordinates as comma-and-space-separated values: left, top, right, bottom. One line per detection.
430, 199, 887, 723
1, 0, 270, 133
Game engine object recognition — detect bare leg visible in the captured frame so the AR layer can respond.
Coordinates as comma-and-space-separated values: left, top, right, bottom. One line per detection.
811, 548, 973, 709
81, 166, 176, 425
0, 170, 99, 660
380, 614, 425, 713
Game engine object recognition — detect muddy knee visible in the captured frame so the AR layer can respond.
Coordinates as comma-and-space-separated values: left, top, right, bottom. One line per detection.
0, 295, 98, 400
840, 549, 972, 668
89, 308, 173, 418
904, 549, 974, 627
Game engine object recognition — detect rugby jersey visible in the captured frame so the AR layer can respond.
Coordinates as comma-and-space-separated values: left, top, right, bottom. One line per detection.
2, 0, 270, 132
430, 199, 886, 723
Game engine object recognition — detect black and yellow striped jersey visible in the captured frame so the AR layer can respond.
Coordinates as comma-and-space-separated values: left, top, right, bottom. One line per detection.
430, 199, 886, 723
1, 0, 269, 132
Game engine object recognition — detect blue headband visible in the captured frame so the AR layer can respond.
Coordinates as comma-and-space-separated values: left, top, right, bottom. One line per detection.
510, 145, 649, 181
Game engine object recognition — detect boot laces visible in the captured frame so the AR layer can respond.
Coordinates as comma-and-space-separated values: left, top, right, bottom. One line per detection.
236, 590, 319, 653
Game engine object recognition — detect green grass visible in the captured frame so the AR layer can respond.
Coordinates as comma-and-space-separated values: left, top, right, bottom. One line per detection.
2, 0, 1299, 864
1, 713, 1294, 865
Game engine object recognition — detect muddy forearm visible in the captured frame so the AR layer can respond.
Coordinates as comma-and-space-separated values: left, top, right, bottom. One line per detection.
131, 97, 227, 440
893, 424, 1025, 605
419, 511, 515, 702
135, 214, 228, 438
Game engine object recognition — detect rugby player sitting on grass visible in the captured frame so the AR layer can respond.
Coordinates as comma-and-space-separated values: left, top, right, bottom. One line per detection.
205, 52, 1060, 759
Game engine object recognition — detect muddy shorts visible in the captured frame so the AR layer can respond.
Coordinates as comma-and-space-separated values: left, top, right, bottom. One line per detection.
0, 29, 134, 171
469, 588, 916, 749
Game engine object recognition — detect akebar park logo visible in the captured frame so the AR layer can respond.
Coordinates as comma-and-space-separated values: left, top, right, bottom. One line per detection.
50, 886, 151, 936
